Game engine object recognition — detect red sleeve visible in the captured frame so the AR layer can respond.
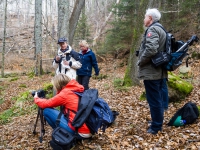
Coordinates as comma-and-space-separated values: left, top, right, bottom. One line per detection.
34, 92, 69, 109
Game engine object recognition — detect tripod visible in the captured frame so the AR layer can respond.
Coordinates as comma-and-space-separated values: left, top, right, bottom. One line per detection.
33, 107, 46, 143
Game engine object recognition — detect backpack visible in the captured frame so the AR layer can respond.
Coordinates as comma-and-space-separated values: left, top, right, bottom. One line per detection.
84, 98, 119, 134
71, 89, 119, 134
164, 35, 198, 71
167, 102, 199, 127
150, 24, 199, 71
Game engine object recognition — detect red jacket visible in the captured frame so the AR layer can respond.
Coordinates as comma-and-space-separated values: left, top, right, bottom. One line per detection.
34, 79, 90, 134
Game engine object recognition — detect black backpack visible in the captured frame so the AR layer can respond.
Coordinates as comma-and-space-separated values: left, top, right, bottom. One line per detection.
168, 102, 199, 126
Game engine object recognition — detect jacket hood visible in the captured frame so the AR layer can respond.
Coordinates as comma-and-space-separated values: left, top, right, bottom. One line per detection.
64, 79, 84, 92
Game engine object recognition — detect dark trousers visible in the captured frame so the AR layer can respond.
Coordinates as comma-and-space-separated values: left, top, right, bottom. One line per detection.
144, 79, 167, 132
162, 78, 169, 110
77, 75, 90, 90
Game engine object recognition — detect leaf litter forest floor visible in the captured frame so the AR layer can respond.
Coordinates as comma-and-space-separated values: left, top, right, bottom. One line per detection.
0, 52, 200, 150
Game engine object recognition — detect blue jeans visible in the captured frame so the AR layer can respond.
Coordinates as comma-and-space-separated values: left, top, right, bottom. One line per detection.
43, 108, 75, 134
144, 79, 166, 132
162, 78, 169, 110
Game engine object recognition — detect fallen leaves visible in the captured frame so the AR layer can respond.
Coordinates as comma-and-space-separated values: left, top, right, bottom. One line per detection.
1, 56, 200, 149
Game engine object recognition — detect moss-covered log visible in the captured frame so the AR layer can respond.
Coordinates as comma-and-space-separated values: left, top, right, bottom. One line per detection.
139, 72, 194, 102
168, 72, 193, 102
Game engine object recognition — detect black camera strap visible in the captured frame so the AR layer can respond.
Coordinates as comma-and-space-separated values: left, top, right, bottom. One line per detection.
58, 57, 62, 73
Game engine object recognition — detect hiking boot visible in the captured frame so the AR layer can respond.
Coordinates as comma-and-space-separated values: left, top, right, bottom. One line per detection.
148, 121, 152, 127
147, 128, 158, 135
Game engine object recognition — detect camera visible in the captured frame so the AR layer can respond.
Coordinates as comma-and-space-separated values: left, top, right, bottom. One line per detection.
31, 89, 46, 98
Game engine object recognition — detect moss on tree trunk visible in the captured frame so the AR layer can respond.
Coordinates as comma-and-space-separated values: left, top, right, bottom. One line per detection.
123, 1, 148, 86
124, 28, 143, 86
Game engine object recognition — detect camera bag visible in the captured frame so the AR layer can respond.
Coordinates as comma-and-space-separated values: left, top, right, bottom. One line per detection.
151, 51, 171, 68
49, 110, 76, 150
150, 24, 174, 68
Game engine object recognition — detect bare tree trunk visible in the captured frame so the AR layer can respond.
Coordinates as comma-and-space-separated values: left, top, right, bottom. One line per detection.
92, 0, 120, 47
34, 0, 43, 76
57, 0, 70, 39
124, 0, 149, 86
1, 0, 7, 78
68, 0, 85, 45
81, 4, 86, 39
46, 0, 48, 29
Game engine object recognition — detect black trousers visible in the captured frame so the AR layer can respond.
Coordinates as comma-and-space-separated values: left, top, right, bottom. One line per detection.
77, 75, 90, 90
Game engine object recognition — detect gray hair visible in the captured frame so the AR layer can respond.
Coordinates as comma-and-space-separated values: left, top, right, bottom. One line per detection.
145, 8, 161, 22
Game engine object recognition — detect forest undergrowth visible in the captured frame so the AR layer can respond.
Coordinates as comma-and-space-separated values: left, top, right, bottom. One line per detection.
0, 52, 200, 150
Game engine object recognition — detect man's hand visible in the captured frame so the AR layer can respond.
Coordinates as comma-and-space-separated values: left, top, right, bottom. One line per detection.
55, 56, 61, 61
62, 60, 69, 65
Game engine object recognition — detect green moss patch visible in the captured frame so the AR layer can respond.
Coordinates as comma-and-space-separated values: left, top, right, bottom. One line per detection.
0, 98, 4, 105
0, 82, 53, 125
19, 84, 27, 88
10, 77, 19, 82
113, 78, 129, 91
139, 92, 146, 101
42, 82, 53, 98
0, 86, 4, 90
92, 74, 108, 80
168, 72, 193, 95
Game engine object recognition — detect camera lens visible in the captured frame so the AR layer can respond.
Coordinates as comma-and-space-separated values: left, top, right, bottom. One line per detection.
31, 91, 36, 97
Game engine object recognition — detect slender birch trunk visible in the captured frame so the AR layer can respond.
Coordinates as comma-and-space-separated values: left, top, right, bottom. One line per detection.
1, 0, 7, 77
34, 0, 43, 75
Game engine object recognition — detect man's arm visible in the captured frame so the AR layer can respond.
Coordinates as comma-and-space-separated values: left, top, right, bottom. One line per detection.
69, 50, 82, 69
52, 55, 61, 69
138, 27, 159, 66
91, 52, 99, 75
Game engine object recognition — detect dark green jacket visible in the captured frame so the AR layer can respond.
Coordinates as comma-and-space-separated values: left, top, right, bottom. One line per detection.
137, 23, 168, 80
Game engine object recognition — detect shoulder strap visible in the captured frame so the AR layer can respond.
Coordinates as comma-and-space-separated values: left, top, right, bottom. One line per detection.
153, 24, 167, 33
72, 89, 98, 128
55, 108, 63, 127
58, 57, 63, 73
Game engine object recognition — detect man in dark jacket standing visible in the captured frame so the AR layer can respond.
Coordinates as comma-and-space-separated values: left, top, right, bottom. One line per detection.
77, 40, 99, 90
137, 8, 168, 134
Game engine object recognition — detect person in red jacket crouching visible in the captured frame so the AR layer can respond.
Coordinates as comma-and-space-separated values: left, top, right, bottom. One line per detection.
34, 73, 92, 139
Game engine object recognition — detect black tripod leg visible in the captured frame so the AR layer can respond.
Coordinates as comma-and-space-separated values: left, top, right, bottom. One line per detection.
39, 108, 45, 143
33, 107, 40, 135
41, 109, 45, 136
